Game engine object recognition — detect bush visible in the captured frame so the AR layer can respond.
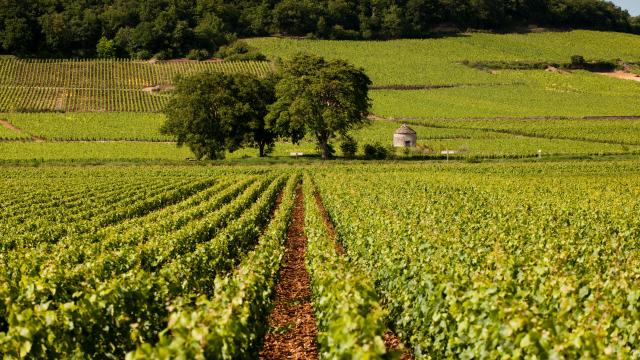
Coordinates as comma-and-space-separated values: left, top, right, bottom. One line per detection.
132, 49, 152, 60
96, 36, 116, 58
339, 137, 358, 158
154, 50, 172, 61
363, 143, 388, 160
215, 41, 266, 61
571, 55, 586, 67
186, 49, 210, 61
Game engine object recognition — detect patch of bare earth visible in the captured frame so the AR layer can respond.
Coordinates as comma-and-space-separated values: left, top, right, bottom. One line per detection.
596, 71, 640, 82
313, 191, 414, 359
142, 85, 175, 93
0, 119, 21, 133
384, 331, 414, 360
0, 120, 46, 142
260, 186, 319, 360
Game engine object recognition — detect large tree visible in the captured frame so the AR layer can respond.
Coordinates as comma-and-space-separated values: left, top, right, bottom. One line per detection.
162, 71, 277, 160
267, 53, 371, 160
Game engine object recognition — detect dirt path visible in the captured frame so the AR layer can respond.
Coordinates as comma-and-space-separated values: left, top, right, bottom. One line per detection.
596, 71, 640, 82
0, 119, 22, 133
260, 186, 319, 360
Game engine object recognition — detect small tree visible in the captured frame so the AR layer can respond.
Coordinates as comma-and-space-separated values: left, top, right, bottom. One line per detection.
162, 72, 276, 160
340, 136, 358, 158
571, 55, 586, 68
363, 143, 389, 160
267, 53, 371, 160
96, 36, 116, 58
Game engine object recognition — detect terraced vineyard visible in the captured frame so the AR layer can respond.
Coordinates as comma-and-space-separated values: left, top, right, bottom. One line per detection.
0, 58, 272, 112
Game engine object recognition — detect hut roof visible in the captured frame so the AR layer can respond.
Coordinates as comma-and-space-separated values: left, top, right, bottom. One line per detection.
395, 124, 417, 135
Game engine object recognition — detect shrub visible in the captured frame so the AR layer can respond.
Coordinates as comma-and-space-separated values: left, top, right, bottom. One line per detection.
186, 49, 210, 61
96, 36, 117, 58
339, 136, 358, 158
571, 55, 586, 67
363, 143, 388, 160
216, 41, 266, 61
133, 50, 152, 60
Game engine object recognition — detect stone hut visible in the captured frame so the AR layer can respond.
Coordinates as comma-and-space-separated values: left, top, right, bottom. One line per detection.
393, 124, 417, 147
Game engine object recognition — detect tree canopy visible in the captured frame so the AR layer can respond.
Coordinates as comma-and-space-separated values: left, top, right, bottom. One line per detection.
0, 0, 637, 58
161, 72, 276, 160
267, 53, 371, 160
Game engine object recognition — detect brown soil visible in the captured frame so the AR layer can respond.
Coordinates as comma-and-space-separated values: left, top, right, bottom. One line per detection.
142, 85, 175, 93
0, 119, 44, 142
146, 58, 224, 64
545, 66, 569, 74
384, 331, 414, 360
260, 186, 319, 360
0, 119, 22, 133
54, 90, 67, 111
596, 71, 640, 82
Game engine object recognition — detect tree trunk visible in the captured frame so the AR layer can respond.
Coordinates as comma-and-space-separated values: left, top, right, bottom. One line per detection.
259, 142, 266, 157
320, 141, 330, 160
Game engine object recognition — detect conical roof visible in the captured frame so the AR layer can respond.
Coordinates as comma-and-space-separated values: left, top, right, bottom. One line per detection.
395, 124, 416, 135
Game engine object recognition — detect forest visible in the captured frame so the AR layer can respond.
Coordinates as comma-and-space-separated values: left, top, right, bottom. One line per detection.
0, 0, 638, 59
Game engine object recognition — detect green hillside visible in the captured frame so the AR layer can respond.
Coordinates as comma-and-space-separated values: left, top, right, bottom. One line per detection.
248, 31, 640, 86
250, 31, 640, 119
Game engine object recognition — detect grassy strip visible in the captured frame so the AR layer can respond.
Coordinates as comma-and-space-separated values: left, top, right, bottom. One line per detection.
302, 173, 390, 359
126, 174, 299, 359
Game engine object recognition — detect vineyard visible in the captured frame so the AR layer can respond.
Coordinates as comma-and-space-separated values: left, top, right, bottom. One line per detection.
1, 27, 640, 360
248, 31, 640, 86
311, 161, 640, 358
1, 112, 638, 161
250, 32, 640, 119
0, 58, 272, 112
0, 162, 639, 358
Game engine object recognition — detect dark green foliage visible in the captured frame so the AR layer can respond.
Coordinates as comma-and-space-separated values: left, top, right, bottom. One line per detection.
340, 136, 358, 158
215, 40, 266, 61
186, 49, 211, 61
571, 55, 586, 66
0, 0, 636, 58
161, 72, 277, 160
267, 53, 371, 160
364, 143, 389, 160
467, 56, 620, 72
96, 36, 116, 58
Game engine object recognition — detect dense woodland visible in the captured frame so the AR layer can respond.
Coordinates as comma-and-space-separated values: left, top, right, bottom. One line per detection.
0, 0, 638, 58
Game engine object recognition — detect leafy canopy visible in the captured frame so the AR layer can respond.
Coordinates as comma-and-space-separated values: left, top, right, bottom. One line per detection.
162, 72, 276, 160
267, 53, 371, 159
